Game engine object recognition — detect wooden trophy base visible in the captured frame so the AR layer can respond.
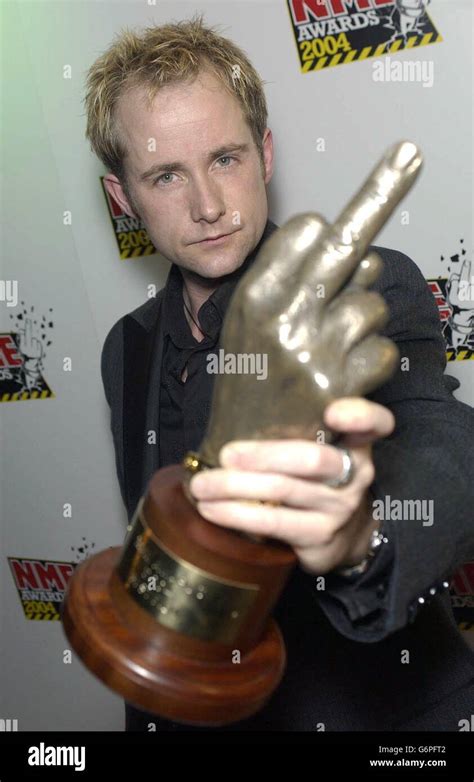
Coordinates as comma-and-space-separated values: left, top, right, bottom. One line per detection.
62, 465, 296, 727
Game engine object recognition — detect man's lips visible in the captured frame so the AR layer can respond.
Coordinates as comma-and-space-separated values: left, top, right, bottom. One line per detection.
194, 231, 234, 245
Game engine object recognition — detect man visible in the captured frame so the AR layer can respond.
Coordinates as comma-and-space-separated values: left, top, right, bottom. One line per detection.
86, 16, 474, 731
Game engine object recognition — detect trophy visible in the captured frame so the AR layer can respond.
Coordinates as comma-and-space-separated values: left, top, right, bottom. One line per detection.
62, 142, 423, 726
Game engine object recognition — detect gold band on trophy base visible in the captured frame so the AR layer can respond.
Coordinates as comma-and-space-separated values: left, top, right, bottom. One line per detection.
117, 500, 260, 644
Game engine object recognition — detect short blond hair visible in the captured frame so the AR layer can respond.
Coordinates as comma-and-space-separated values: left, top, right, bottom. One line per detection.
84, 14, 268, 188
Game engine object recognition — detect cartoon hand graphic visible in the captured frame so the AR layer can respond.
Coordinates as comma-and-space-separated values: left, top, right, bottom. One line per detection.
18, 318, 44, 389
447, 259, 474, 309
18, 318, 43, 361
446, 259, 474, 347
197, 142, 423, 468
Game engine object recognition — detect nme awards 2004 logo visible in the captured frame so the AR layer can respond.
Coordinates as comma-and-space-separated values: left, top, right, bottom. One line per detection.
8, 559, 75, 621
101, 177, 156, 260
0, 303, 55, 402
428, 241, 473, 362
287, 0, 442, 73
8, 539, 95, 621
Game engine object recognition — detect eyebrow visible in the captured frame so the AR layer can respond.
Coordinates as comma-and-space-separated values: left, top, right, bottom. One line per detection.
138, 143, 250, 182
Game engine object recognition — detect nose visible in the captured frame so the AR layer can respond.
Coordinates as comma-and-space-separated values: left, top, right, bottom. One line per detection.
189, 172, 226, 224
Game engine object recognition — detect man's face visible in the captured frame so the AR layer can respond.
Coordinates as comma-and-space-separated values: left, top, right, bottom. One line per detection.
109, 68, 273, 280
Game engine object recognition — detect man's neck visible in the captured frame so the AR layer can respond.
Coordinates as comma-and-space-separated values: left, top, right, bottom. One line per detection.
180, 268, 218, 342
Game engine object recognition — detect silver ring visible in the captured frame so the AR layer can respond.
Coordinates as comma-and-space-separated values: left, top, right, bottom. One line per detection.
325, 448, 354, 488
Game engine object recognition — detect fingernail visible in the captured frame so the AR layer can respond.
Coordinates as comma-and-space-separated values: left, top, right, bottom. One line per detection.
197, 502, 214, 518
189, 474, 206, 496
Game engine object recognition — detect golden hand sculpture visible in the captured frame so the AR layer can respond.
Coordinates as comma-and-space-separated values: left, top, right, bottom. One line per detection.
196, 141, 423, 469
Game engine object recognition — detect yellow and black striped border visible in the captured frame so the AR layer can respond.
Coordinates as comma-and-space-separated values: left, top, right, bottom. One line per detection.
22, 606, 61, 621
301, 32, 443, 73
1, 389, 55, 402
120, 245, 156, 260
446, 349, 474, 362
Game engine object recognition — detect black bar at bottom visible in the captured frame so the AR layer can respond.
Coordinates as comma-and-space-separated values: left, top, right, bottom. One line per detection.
0, 731, 472, 779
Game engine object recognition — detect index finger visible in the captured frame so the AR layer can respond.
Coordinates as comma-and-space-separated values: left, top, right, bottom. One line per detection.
302, 141, 423, 299
218, 439, 349, 479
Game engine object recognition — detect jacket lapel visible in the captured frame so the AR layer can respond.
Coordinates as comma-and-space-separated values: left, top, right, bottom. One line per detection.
122, 296, 164, 517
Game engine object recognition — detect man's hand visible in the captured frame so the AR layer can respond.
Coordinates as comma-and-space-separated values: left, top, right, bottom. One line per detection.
189, 397, 394, 575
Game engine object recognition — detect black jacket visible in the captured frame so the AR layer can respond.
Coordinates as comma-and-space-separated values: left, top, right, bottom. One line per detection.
101, 221, 474, 730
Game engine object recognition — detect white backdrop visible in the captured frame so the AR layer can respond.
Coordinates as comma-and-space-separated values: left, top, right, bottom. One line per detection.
1, 0, 472, 731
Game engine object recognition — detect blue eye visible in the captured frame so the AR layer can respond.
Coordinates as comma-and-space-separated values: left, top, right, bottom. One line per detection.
154, 172, 176, 186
